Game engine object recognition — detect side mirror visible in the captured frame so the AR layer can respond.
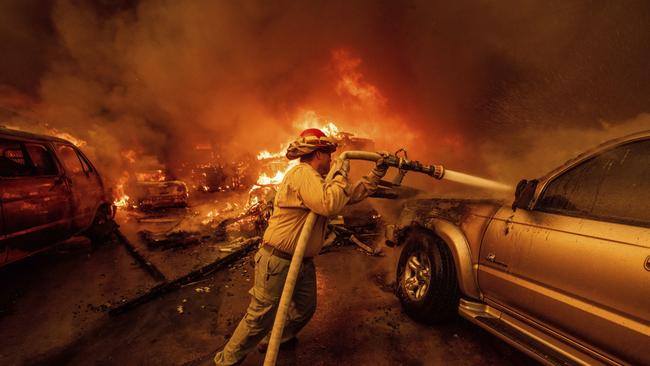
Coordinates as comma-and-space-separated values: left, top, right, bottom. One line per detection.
512, 179, 538, 211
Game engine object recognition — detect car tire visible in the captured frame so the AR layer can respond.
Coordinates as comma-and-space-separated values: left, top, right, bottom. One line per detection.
86, 204, 117, 247
396, 227, 459, 324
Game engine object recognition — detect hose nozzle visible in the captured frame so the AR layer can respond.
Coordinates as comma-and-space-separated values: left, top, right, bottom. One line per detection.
333, 150, 445, 182
381, 153, 445, 180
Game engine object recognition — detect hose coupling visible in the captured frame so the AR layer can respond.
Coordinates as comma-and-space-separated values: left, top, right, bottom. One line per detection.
431, 164, 445, 180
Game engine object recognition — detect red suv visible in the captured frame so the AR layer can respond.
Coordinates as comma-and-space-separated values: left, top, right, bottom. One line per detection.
0, 128, 114, 266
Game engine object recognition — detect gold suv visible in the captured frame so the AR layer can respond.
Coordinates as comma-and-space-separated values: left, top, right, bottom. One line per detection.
393, 131, 650, 365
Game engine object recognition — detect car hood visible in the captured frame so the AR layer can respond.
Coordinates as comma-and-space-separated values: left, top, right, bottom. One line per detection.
399, 198, 504, 227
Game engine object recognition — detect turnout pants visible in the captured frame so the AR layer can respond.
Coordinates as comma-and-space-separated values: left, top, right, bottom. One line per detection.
214, 247, 316, 365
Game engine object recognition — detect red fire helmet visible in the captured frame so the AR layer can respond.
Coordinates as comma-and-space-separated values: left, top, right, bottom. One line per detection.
299, 128, 337, 150
285, 128, 338, 160
300, 128, 327, 139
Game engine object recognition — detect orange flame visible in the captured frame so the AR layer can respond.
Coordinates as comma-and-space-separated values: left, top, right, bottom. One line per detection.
253, 119, 340, 188
48, 128, 88, 147
113, 171, 131, 208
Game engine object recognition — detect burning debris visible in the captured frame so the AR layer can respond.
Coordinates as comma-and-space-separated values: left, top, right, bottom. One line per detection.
114, 169, 189, 210
133, 188, 272, 252
190, 160, 254, 193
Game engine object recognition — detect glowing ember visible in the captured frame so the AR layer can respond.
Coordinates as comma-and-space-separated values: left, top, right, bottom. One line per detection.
201, 209, 220, 225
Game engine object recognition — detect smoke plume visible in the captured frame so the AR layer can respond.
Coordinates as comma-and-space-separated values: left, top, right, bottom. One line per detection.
1, 0, 649, 190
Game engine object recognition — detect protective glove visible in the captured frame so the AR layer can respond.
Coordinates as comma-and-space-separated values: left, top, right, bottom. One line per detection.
330, 157, 350, 178
371, 152, 389, 179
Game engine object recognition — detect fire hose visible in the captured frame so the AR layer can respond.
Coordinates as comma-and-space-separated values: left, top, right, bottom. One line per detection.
263, 150, 444, 366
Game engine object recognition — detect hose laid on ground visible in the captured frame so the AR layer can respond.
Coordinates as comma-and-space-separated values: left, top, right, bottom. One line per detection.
263, 150, 444, 366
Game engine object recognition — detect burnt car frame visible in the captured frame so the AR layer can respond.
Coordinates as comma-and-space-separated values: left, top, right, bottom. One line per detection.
126, 170, 189, 210
392, 131, 650, 365
0, 128, 113, 266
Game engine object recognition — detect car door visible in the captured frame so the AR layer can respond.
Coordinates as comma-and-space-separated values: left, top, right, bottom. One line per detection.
53, 143, 103, 231
479, 138, 650, 365
0, 139, 71, 260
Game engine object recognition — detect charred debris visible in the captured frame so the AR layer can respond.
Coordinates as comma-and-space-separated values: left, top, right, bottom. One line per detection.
125, 131, 384, 255
134, 185, 385, 257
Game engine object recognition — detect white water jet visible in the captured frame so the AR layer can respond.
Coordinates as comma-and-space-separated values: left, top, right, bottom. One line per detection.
443, 169, 512, 192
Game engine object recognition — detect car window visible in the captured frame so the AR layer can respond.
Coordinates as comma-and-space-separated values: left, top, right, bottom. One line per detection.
0, 140, 32, 177
56, 144, 85, 175
76, 150, 94, 173
537, 139, 650, 225
25, 144, 59, 176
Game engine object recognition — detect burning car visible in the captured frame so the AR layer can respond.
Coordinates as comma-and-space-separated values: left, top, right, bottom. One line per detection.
391, 131, 650, 365
0, 127, 114, 266
127, 170, 189, 210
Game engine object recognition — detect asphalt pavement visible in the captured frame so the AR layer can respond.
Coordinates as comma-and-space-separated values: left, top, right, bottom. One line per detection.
0, 235, 535, 365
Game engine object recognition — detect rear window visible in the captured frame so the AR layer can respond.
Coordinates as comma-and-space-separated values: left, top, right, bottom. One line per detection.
0, 140, 61, 178
26, 144, 58, 176
0, 140, 30, 177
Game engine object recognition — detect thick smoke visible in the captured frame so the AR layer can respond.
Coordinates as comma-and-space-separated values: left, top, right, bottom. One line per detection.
1, 0, 649, 191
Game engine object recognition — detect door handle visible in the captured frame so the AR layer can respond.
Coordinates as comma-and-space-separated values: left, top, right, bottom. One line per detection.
51, 176, 71, 190
486, 252, 508, 268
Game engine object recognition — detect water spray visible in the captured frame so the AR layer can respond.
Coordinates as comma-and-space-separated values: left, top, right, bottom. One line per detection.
263, 150, 511, 366
334, 149, 512, 193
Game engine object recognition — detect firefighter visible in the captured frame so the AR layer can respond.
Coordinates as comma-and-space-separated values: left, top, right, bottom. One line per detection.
214, 128, 388, 365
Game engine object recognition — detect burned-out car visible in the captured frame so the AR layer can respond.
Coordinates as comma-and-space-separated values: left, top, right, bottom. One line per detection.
392, 131, 650, 365
128, 170, 188, 210
0, 128, 114, 266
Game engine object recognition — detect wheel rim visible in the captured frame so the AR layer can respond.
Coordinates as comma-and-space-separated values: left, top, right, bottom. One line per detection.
402, 251, 432, 301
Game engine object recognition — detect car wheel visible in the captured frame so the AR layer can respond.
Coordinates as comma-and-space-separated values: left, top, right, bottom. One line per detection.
86, 205, 117, 247
396, 228, 459, 323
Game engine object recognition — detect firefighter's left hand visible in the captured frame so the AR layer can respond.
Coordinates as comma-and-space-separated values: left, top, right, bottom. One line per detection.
372, 152, 389, 178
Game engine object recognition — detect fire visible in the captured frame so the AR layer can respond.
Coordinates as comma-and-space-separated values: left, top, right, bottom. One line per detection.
257, 150, 283, 160
47, 128, 88, 147
321, 122, 341, 139
113, 171, 131, 208
253, 118, 345, 191
201, 209, 220, 225
136, 170, 167, 182
114, 194, 131, 208
257, 171, 284, 185
256, 162, 297, 186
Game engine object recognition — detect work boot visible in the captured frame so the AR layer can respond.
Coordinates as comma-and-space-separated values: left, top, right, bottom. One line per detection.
257, 337, 298, 353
